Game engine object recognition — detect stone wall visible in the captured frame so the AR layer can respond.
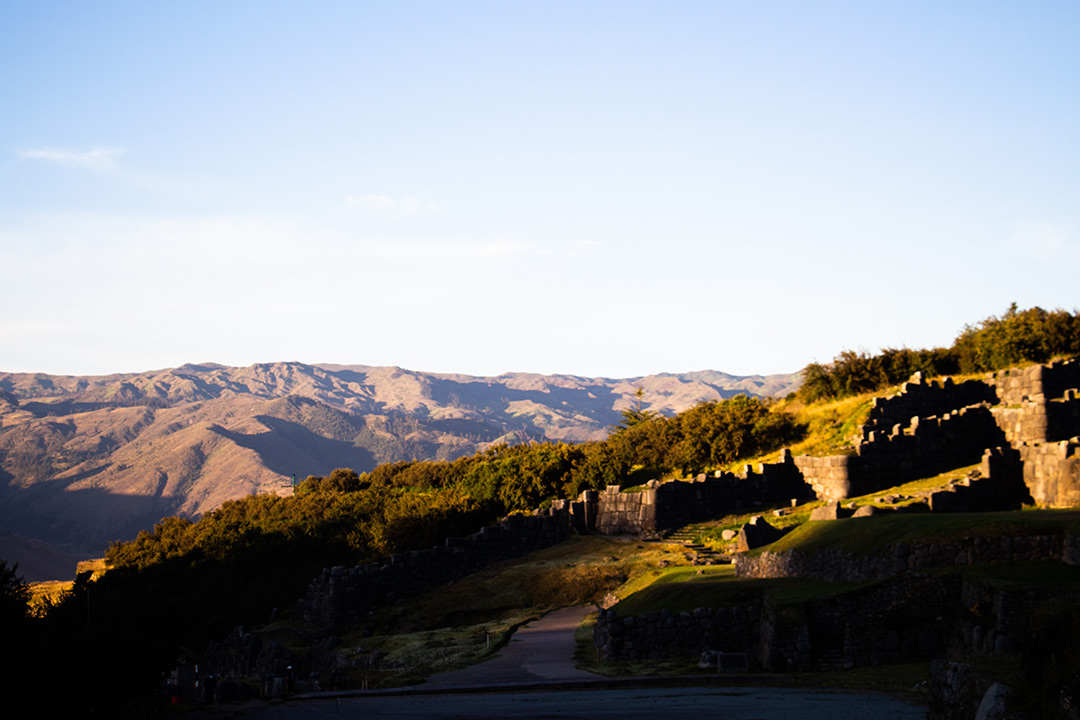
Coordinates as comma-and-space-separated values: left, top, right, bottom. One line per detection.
597, 562, 1060, 675
1018, 438, 1080, 507
734, 531, 1072, 583
991, 358, 1080, 405
592, 484, 655, 534
864, 375, 996, 438
797, 359, 1080, 503
762, 572, 964, 672
591, 452, 811, 534
298, 510, 572, 630
595, 572, 970, 673
792, 455, 857, 501
796, 405, 1006, 500
990, 359, 1080, 444
593, 605, 761, 663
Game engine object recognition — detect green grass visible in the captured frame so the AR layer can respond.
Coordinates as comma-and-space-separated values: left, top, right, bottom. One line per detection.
925, 560, 1080, 592
758, 509, 1080, 558
612, 563, 867, 616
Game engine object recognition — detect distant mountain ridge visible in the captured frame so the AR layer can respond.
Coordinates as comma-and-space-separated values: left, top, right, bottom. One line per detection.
0, 362, 800, 570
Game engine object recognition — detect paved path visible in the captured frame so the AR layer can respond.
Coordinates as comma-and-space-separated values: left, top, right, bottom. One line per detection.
236, 686, 927, 719
422, 605, 600, 688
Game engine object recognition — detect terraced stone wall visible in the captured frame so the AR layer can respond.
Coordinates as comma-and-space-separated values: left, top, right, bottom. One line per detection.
795, 405, 1005, 501
864, 375, 995, 438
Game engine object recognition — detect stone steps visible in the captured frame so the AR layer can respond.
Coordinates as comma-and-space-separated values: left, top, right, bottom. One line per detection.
666, 526, 730, 565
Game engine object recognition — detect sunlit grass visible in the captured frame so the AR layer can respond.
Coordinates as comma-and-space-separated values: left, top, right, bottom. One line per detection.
28, 557, 108, 611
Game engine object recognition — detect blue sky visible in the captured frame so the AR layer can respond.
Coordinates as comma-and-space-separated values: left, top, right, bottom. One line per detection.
2, 1, 1077, 378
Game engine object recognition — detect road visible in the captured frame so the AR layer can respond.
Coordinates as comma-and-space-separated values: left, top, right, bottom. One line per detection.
231, 686, 926, 719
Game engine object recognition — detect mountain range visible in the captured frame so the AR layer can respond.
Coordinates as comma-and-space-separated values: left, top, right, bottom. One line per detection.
0, 361, 799, 579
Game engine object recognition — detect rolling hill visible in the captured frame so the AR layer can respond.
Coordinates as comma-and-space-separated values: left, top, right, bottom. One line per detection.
0, 362, 799, 566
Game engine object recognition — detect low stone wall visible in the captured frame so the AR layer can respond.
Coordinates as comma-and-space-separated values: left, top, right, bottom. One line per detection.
595, 573, 968, 673
1018, 438, 1080, 507
734, 531, 1071, 583
763, 572, 964, 672
593, 605, 761, 663
298, 510, 572, 630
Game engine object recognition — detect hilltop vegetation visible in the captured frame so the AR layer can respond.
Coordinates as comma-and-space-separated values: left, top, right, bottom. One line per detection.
800, 304, 1080, 402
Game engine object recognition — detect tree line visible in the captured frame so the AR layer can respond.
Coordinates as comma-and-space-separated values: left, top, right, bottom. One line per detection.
798, 304, 1080, 402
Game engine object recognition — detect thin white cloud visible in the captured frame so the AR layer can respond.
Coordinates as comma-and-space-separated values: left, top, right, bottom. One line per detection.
346, 194, 445, 219
19, 147, 125, 172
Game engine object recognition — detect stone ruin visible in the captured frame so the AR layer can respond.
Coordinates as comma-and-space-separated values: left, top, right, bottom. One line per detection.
793, 358, 1080, 505
293, 358, 1080, 633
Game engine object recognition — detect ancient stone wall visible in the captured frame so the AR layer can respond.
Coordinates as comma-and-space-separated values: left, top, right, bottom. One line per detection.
592, 453, 811, 534
595, 573, 969, 673
1018, 438, 1080, 507
734, 531, 1070, 583
763, 572, 964, 672
991, 358, 1080, 405
298, 510, 572, 630
592, 484, 655, 534
796, 359, 1079, 503
864, 375, 996, 438
593, 605, 761, 664
792, 455, 856, 501
796, 405, 1006, 500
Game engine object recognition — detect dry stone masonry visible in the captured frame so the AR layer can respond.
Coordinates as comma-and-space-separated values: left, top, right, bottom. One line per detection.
796, 358, 1080, 503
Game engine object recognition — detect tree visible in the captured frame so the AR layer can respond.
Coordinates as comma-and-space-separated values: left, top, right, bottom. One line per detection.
0, 560, 30, 624
612, 387, 655, 433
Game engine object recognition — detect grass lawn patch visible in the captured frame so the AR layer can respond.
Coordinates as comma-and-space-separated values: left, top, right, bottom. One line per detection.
613, 563, 866, 616
758, 509, 1080, 558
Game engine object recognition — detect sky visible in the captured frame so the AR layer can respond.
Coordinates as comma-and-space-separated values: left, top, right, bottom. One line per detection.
1, 1, 1078, 379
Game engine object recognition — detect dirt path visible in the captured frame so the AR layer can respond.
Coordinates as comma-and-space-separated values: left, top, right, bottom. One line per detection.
422, 605, 600, 688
